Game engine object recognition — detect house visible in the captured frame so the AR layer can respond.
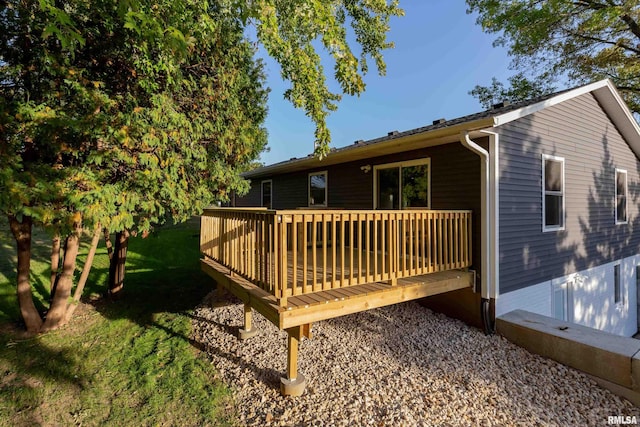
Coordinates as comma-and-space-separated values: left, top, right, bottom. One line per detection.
200, 79, 640, 395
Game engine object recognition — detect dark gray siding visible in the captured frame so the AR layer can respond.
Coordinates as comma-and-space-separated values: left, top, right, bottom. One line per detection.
498, 92, 640, 294
235, 141, 484, 277
272, 172, 307, 208
235, 180, 261, 207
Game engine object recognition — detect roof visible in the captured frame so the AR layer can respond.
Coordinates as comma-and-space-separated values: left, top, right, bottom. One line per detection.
245, 79, 640, 178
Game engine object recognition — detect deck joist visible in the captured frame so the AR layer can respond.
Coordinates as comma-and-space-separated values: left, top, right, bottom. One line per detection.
201, 256, 474, 330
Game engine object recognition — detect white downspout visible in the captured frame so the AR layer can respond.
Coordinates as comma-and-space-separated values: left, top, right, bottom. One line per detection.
460, 131, 491, 299
460, 131, 494, 333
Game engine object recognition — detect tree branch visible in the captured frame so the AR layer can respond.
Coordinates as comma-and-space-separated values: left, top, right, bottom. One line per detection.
620, 13, 640, 42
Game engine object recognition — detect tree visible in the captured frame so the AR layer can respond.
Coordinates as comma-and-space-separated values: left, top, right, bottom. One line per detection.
1, 0, 269, 331
466, 0, 640, 113
1, 0, 402, 332
469, 73, 557, 110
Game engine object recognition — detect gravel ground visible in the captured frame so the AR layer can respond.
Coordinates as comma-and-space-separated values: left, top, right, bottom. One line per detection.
192, 293, 638, 426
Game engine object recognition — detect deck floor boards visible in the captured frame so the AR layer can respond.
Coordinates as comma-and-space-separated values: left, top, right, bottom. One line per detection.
201, 255, 473, 329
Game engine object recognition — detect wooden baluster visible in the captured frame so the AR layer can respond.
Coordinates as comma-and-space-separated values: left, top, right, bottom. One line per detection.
280, 215, 288, 299
340, 214, 346, 287
322, 215, 328, 290
303, 215, 308, 294
331, 214, 337, 289
292, 215, 298, 294
349, 213, 354, 286
373, 214, 379, 281
415, 213, 420, 274
274, 216, 280, 300
387, 213, 394, 285
312, 214, 318, 292
366, 213, 371, 283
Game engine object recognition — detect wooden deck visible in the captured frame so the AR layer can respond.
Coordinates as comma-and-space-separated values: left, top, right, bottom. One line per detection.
201, 255, 474, 330
199, 208, 475, 395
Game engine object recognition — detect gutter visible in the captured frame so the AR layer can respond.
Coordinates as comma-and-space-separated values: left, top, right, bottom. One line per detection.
245, 117, 496, 179
459, 131, 496, 334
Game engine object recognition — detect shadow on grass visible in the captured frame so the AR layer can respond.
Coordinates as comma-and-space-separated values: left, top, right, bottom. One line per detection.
0, 330, 89, 423
87, 223, 217, 346
0, 219, 238, 424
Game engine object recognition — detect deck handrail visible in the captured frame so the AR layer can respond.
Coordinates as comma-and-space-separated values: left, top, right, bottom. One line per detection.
200, 208, 472, 306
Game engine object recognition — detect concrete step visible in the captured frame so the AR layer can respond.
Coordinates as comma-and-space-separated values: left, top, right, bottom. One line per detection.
497, 310, 640, 406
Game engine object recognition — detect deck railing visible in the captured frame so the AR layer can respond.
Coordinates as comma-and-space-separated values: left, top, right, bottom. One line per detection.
200, 208, 472, 305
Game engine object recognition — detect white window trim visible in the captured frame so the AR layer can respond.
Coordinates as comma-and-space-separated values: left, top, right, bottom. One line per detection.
615, 168, 628, 225
308, 171, 328, 207
614, 261, 623, 307
551, 280, 569, 322
261, 179, 272, 209
542, 154, 565, 232
373, 158, 431, 209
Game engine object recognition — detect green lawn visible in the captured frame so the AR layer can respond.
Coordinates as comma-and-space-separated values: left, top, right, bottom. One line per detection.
0, 217, 234, 426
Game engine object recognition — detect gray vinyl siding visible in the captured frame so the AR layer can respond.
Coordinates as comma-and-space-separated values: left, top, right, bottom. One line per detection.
498, 92, 640, 294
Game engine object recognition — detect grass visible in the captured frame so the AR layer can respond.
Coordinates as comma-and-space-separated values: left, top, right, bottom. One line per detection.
0, 217, 234, 426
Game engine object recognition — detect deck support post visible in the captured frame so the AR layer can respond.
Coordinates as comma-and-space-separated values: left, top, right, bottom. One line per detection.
217, 283, 225, 298
210, 281, 227, 308
238, 303, 258, 340
280, 325, 307, 396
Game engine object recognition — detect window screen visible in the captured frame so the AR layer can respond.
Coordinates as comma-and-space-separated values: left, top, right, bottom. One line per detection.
261, 180, 272, 209
614, 264, 622, 304
616, 170, 627, 223
309, 172, 327, 207
543, 156, 564, 230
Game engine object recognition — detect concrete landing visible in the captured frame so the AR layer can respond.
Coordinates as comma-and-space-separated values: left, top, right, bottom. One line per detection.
497, 310, 640, 406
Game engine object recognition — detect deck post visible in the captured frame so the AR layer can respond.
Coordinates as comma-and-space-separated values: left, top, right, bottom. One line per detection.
209, 282, 227, 308
238, 303, 258, 340
280, 325, 306, 396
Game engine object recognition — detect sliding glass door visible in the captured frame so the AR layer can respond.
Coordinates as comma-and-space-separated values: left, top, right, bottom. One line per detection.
375, 159, 430, 209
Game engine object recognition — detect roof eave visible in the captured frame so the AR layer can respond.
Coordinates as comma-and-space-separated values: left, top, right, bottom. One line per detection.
243, 116, 497, 178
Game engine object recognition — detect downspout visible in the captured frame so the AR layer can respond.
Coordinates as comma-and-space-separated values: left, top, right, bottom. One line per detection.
460, 131, 494, 334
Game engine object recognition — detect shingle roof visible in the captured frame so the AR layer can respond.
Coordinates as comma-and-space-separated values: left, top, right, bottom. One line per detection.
245, 80, 639, 177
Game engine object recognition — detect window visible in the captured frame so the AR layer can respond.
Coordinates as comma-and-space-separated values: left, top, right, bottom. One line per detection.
614, 263, 622, 305
374, 159, 430, 209
542, 155, 565, 231
615, 169, 627, 224
552, 281, 568, 321
261, 180, 272, 209
308, 171, 327, 207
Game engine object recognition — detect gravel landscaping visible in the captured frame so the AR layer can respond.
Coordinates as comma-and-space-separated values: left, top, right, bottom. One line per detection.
192, 293, 638, 426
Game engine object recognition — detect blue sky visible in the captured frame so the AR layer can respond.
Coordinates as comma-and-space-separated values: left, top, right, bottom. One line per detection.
257, 1, 514, 165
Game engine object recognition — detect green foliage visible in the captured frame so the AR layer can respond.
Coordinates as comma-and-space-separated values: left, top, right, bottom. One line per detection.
0, 220, 232, 426
470, 72, 557, 109
1, 0, 269, 235
239, 0, 404, 156
467, 0, 640, 112
1, 0, 402, 235
0, 0, 402, 330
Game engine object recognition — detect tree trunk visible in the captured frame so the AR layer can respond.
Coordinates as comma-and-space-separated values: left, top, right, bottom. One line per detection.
108, 230, 129, 296
42, 222, 81, 332
64, 225, 101, 322
50, 235, 61, 292
8, 215, 43, 333
104, 228, 113, 261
